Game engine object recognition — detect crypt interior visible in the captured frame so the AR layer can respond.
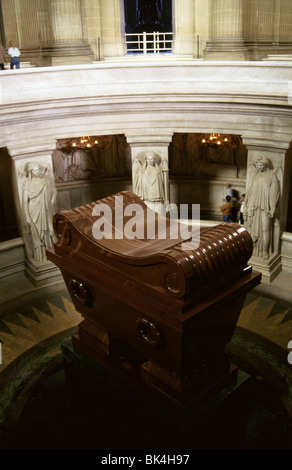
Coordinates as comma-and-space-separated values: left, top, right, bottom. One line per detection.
0, 0, 292, 451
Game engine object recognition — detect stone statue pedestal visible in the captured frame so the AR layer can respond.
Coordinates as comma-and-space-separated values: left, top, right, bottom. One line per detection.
25, 258, 63, 287
250, 253, 282, 283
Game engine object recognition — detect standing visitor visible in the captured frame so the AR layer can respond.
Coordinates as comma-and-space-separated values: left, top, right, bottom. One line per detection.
220, 195, 232, 223
8, 41, 20, 69
239, 194, 245, 224
225, 183, 233, 198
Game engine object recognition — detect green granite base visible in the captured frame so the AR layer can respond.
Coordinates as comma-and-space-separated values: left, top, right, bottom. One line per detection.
61, 337, 252, 450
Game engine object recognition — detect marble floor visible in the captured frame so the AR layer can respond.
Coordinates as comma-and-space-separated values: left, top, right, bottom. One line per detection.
0, 269, 292, 450
1, 268, 291, 366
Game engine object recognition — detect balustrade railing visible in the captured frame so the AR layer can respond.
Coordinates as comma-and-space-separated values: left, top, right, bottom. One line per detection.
125, 31, 173, 54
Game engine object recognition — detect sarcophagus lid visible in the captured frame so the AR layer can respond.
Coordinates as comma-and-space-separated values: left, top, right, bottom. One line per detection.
48, 191, 254, 309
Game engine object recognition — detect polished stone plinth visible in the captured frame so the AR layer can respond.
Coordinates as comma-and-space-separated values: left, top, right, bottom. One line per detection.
61, 337, 252, 448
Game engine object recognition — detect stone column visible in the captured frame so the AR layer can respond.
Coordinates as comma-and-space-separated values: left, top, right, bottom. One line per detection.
242, 137, 291, 282
172, 0, 196, 56
1, 0, 20, 47
50, 0, 93, 65
99, 0, 126, 58
278, 0, 292, 39
37, 0, 53, 46
277, 0, 292, 54
244, 0, 279, 60
204, 0, 250, 60
80, 0, 102, 61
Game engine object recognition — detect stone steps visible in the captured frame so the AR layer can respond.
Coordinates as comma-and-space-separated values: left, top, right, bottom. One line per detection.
3, 61, 36, 69
263, 54, 292, 61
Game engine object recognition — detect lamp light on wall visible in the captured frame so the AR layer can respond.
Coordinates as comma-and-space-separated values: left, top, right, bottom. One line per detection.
72, 136, 99, 149
201, 133, 228, 146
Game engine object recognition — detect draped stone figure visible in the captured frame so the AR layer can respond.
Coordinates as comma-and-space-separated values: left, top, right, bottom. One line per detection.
133, 150, 165, 214
52, 140, 93, 182
244, 155, 280, 260
22, 162, 57, 262
52, 139, 73, 182
52, 136, 132, 182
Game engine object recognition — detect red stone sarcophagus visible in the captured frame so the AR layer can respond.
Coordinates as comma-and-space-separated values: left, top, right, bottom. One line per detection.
47, 191, 261, 410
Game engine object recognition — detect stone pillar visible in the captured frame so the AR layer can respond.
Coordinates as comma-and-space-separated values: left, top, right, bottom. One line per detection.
23, 0, 53, 67
243, 0, 275, 60
204, 0, 250, 60
1, 0, 20, 47
242, 137, 291, 282
9, 145, 62, 286
278, 0, 292, 40
99, 0, 126, 58
126, 134, 173, 211
277, 0, 292, 55
172, 0, 196, 56
37, 0, 53, 45
50, 0, 93, 65
80, 0, 102, 61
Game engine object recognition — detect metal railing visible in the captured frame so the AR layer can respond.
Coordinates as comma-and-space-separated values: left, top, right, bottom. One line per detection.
125, 31, 173, 54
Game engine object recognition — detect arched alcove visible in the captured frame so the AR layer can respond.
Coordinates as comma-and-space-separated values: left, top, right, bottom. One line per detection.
168, 133, 247, 221
51, 135, 132, 213
169, 133, 247, 178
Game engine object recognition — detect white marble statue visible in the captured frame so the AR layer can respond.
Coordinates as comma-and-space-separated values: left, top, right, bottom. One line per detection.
22, 162, 57, 262
133, 150, 166, 214
244, 155, 281, 260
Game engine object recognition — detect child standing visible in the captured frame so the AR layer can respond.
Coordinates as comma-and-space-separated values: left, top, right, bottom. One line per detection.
220, 195, 232, 223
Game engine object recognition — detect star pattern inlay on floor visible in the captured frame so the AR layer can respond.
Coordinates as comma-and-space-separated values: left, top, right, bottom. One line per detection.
0, 293, 81, 373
